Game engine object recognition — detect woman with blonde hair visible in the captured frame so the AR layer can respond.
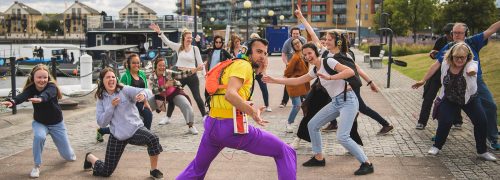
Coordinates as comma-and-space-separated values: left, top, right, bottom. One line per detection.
1, 64, 75, 178
150, 24, 207, 117
412, 42, 496, 161
229, 34, 244, 57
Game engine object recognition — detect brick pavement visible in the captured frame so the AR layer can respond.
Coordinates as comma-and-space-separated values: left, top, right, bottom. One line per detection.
0, 50, 498, 179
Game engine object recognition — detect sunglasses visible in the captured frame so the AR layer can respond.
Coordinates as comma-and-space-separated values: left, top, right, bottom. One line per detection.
215, 41, 223, 44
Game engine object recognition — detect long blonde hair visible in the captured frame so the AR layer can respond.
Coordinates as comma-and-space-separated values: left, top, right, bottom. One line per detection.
179, 29, 192, 52
444, 42, 474, 68
23, 64, 62, 99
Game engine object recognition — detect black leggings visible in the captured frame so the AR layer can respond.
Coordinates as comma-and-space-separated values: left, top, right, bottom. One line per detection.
168, 74, 206, 117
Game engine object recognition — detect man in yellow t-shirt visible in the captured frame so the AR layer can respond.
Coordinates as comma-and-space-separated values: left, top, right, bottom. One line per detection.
177, 38, 297, 180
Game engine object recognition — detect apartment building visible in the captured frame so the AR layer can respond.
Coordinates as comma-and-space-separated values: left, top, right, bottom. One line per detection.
3, 1, 43, 36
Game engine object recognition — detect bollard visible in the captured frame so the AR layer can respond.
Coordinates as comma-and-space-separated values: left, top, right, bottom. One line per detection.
9, 57, 16, 114
80, 54, 93, 90
51, 57, 57, 81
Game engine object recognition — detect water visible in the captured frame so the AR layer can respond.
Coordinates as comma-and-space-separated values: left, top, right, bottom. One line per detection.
0, 43, 81, 60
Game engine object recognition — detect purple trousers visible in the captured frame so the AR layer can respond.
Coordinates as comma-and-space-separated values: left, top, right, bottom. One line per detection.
177, 116, 297, 180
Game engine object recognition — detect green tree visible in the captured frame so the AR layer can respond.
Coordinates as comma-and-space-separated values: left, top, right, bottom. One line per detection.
47, 19, 62, 35
374, 0, 438, 42
437, 0, 498, 34
35, 20, 49, 35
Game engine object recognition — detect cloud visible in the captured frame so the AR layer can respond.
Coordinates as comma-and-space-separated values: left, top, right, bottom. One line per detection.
0, 0, 177, 16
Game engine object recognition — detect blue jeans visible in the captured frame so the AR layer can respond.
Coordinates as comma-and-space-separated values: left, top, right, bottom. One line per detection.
477, 77, 498, 144
307, 91, 368, 163
255, 74, 270, 107
32, 120, 75, 166
434, 97, 487, 154
287, 96, 302, 124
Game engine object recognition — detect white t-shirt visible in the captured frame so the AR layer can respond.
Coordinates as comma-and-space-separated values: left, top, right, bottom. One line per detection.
159, 33, 206, 75
308, 57, 347, 98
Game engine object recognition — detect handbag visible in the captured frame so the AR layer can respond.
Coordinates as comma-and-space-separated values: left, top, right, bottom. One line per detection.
431, 97, 442, 120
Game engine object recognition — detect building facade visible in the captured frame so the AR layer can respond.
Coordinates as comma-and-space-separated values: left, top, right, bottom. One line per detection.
0, 12, 5, 35
63, 1, 100, 38
119, 0, 157, 20
178, 0, 380, 37
3, 1, 43, 36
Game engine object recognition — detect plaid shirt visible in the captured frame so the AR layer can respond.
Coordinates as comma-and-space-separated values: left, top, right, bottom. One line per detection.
149, 69, 195, 95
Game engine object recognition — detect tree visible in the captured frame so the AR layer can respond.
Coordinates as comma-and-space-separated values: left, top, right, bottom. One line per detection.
374, 0, 438, 42
35, 20, 49, 36
437, 0, 498, 34
47, 19, 62, 35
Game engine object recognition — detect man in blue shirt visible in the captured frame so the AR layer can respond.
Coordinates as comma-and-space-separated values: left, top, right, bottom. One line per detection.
416, 20, 500, 150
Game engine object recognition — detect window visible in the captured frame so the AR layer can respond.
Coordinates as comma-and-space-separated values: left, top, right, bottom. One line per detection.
365, 14, 368, 20
312, 15, 326, 22
312, 5, 326, 12
301, 5, 308, 12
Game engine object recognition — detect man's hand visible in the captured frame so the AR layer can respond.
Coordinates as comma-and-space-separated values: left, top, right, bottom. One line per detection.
429, 50, 438, 59
251, 106, 269, 126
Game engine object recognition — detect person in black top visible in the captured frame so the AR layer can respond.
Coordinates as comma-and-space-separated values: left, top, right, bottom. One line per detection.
1, 64, 76, 178
416, 23, 463, 130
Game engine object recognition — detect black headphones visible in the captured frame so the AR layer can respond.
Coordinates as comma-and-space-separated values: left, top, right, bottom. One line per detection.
245, 38, 269, 56
302, 43, 320, 57
126, 54, 140, 70
451, 23, 469, 37
449, 42, 472, 61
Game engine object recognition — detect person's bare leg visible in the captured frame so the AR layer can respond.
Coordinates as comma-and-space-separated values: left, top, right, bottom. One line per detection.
150, 155, 159, 170
87, 154, 99, 165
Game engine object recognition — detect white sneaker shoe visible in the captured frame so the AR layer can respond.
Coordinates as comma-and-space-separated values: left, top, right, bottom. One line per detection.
291, 137, 301, 150
189, 126, 199, 135
30, 167, 40, 178
285, 124, 294, 133
158, 117, 171, 125
478, 152, 497, 161
428, 146, 440, 155
265, 106, 272, 112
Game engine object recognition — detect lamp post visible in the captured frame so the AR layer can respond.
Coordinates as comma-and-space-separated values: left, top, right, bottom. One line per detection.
209, 17, 215, 37
261, 18, 265, 23
244, 0, 252, 41
279, 15, 284, 26
268, 10, 274, 25
193, 0, 198, 36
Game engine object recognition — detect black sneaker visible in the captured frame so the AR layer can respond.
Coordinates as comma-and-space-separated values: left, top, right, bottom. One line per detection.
354, 162, 374, 175
150, 169, 164, 179
83, 152, 92, 170
302, 156, 325, 167
378, 125, 394, 135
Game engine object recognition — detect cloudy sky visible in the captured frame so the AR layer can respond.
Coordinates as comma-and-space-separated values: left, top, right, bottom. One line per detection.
1, 0, 177, 16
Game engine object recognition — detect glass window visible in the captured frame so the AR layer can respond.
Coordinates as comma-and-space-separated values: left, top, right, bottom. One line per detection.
312, 15, 326, 22
365, 14, 368, 20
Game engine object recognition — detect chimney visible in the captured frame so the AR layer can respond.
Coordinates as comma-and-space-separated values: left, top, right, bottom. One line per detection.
131, 0, 135, 2
14, 1, 18, 4
75, 0, 78, 3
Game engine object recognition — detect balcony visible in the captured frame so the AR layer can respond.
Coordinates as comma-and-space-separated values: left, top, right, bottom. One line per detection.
334, 0, 346, 4
333, 8, 346, 14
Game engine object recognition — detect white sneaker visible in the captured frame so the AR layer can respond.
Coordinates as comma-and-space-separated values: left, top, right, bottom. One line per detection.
478, 152, 497, 161
265, 106, 272, 112
158, 117, 171, 125
188, 126, 199, 135
291, 137, 301, 150
30, 167, 40, 178
285, 124, 294, 133
428, 146, 440, 155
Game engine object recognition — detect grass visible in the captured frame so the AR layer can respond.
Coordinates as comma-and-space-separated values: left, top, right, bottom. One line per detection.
384, 40, 500, 123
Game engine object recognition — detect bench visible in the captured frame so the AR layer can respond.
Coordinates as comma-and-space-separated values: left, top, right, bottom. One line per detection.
363, 54, 370, 63
370, 50, 385, 69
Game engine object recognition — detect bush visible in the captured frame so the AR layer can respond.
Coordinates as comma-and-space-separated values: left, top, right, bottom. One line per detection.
358, 43, 432, 56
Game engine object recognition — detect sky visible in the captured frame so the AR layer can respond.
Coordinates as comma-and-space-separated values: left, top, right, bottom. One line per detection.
0, 0, 177, 16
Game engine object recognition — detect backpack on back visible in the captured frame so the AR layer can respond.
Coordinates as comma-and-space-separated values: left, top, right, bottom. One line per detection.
205, 59, 235, 95
316, 51, 362, 89
313, 51, 362, 101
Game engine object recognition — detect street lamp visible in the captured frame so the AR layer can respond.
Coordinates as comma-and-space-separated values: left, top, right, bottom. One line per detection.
243, 0, 252, 41
268, 10, 274, 17
279, 15, 284, 26
210, 17, 215, 23
268, 10, 274, 25
261, 18, 265, 23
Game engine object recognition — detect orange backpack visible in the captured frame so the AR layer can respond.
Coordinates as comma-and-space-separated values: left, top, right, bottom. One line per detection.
205, 59, 235, 95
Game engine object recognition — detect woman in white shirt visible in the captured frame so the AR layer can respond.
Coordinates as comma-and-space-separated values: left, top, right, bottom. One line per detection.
150, 24, 207, 117
263, 41, 373, 175
412, 42, 496, 161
